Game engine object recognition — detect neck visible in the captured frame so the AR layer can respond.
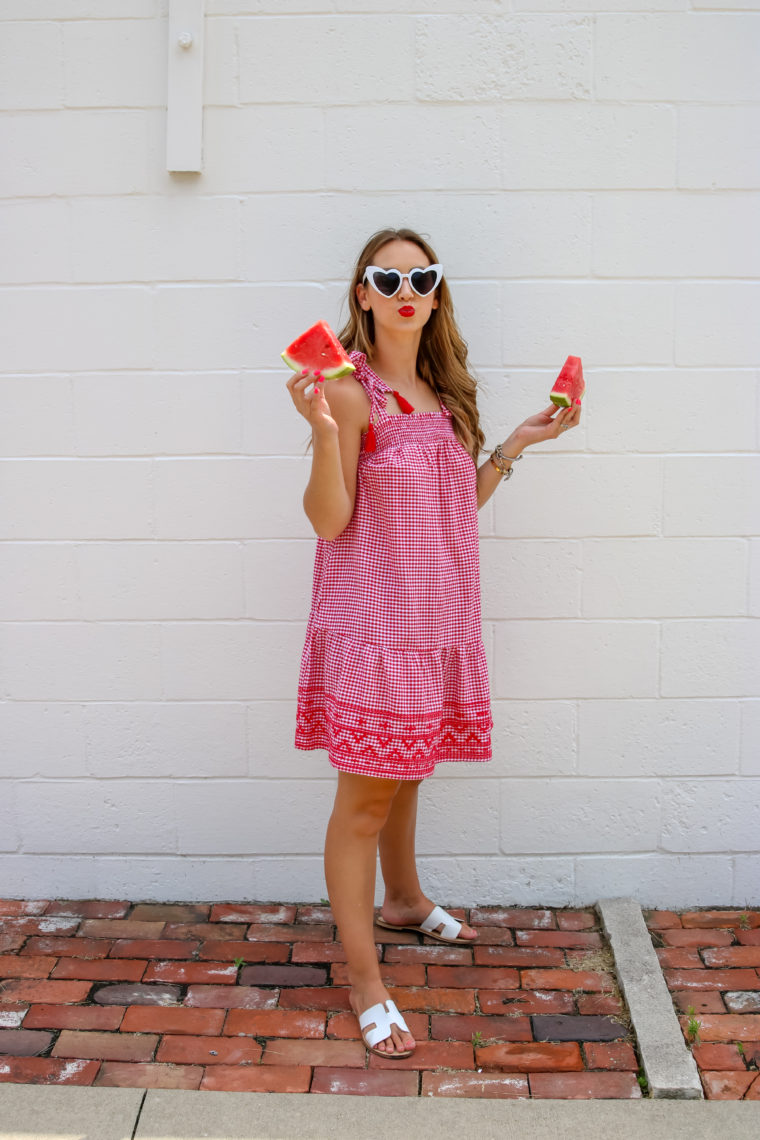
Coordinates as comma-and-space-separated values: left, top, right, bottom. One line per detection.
368, 328, 422, 388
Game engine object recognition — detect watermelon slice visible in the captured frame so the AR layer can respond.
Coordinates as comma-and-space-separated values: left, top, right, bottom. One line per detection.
281, 320, 355, 379
550, 355, 585, 408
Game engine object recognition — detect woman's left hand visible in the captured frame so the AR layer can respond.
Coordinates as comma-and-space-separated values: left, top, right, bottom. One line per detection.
512, 399, 582, 450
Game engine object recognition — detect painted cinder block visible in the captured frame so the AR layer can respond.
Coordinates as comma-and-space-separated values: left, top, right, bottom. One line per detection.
417, 855, 575, 908
661, 619, 760, 698
201, 107, 325, 193
575, 854, 735, 909
0, 543, 78, 620
247, 701, 327, 780
581, 538, 748, 618
242, 370, 316, 458
154, 457, 314, 540
676, 284, 760, 367
578, 699, 741, 778
493, 619, 659, 699
325, 106, 501, 191
415, 780, 500, 855
77, 542, 245, 620
501, 282, 673, 366
244, 540, 315, 622
661, 780, 760, 853
16, 780, 178, 855
173, 779, 335, 855
73, 373, 242, 456
663, 457, 760, 537
679, 106, 760, 189
0, 783, 19, 852
0, 20, 62, 109
0, 623, 162, 701
751, 540, 760, 618
585, 370, 757, 454
596, 14, 760, 103
480, 539, 582, 619
0, 110, 154, 198
204, 15, 237, 107
492, 457, 661, 539
239, 16, 415, 105
161, 621, 306, 701
84, 701, 247, 779
416, 15, 592, 101
63, 19, 166, 108
740, 700, 760, 776
0, 202, 70, 283
0, 460, 153, 540
69, 197, 242, 283
500, 778, 660, 854
593, 192, 760, 279
0, 703, 88, 779
501, 104, 675, 189
0, 287, 153, 372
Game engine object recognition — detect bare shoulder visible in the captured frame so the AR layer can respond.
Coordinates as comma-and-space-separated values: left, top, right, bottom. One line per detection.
323, 373, 370, 431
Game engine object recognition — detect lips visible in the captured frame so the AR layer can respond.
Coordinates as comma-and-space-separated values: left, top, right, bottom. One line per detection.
398, 306, 415, 317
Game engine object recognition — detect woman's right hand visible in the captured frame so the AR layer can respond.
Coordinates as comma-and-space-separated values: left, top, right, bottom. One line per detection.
285, 368, 339, 439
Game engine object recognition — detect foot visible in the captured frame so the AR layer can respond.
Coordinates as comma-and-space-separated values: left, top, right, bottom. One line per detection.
349, 981, 416, 1056
380, 895, 477, 941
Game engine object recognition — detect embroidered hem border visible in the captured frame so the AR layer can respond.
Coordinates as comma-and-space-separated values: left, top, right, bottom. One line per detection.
295, 692, 492, 780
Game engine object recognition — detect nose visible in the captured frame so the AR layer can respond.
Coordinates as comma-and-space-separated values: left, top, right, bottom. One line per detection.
397, 273, 414, 300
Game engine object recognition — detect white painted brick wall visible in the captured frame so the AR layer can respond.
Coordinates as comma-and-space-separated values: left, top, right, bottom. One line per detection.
1, 1, 758, 908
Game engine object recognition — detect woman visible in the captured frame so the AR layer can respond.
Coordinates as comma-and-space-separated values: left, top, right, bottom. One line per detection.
286, 228, 581, 1059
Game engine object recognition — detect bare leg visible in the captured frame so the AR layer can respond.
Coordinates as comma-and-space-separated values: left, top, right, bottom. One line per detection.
324, 771, 415, 1055
378, 778, 477, 940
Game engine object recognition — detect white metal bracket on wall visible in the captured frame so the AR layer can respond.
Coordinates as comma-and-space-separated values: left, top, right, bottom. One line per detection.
166, 0, 205, 172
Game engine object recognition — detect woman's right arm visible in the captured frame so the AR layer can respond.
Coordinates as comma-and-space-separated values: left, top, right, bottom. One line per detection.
286, 368, 367, 541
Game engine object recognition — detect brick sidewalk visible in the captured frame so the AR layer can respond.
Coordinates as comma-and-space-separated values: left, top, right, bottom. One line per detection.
644, 908, 760, 1101
0, 899, 646, 1098
4, 900, 759, 1099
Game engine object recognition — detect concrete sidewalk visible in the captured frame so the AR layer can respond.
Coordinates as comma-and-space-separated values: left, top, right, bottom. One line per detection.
1, 1085, 759, 1140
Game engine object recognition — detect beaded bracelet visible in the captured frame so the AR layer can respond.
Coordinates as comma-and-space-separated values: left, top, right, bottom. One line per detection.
489, 443, 523, 480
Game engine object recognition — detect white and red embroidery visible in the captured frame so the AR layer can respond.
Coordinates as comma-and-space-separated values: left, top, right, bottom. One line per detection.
295, 350, 492, 779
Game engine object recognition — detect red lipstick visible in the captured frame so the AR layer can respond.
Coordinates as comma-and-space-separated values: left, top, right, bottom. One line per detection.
399, 306, 415, 317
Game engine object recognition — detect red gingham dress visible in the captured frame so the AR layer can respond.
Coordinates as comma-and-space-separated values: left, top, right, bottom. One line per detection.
295, 350, 492, 780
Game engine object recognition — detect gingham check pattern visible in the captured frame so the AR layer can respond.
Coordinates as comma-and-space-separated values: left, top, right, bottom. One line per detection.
295, 351, 492, 779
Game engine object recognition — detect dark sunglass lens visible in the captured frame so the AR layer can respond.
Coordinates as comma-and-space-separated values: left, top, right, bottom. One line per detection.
410, 269, 437, 295
373, 270, 401, 296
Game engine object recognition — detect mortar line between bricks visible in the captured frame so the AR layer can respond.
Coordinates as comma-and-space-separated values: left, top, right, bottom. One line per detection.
130, 1088, 147, 1140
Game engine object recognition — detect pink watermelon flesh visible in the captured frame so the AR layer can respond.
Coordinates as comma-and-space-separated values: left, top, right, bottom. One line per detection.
281, 319, 355, 380
550, 355, 584, 408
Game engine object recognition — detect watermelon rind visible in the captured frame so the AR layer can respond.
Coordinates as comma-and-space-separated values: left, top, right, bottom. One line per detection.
549, 390, 572, 408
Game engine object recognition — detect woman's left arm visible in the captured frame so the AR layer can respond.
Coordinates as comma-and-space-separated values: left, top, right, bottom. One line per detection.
476, 399, 582, 510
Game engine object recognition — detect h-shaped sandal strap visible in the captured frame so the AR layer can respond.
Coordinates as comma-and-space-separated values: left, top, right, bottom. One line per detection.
420, 905, 462, 940
358, 1000, 410, 1049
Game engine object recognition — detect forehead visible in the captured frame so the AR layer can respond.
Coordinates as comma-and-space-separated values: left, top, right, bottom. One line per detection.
373, 239, 431, 270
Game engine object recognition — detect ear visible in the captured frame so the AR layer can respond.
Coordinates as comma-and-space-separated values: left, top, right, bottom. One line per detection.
432, 293, 439, 310
356, 281, 371, 312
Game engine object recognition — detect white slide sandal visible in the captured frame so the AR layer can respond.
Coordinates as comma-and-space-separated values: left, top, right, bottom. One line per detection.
375, 903, 470, 944
357, 999, 414, 1058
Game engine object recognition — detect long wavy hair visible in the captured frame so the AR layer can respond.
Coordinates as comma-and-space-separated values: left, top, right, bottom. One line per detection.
337, 228, 486, 463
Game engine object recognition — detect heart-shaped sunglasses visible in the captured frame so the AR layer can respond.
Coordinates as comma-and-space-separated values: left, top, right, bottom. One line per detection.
362, 264, 443, 298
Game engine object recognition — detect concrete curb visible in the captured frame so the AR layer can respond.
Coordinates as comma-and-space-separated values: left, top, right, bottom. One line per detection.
598, 896, 703, 1099
2, 1085, 760, 1140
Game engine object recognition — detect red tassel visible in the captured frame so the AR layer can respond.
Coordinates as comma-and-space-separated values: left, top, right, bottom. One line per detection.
392, 390, 415, 413
364, 421, 376, 452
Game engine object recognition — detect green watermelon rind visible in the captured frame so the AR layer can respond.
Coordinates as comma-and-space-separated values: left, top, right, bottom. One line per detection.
280, 350, 356, 380
549, 390, 573, 408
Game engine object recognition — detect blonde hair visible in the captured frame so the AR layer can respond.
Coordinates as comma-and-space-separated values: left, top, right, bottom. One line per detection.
338, 228, 486, 463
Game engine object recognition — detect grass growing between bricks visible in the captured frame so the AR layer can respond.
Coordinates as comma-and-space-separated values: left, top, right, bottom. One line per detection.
644, 907, 760, 1101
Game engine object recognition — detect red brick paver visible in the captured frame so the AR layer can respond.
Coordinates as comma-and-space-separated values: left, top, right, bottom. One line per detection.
645, 906, 760, 1101
0, 899, 640, 1098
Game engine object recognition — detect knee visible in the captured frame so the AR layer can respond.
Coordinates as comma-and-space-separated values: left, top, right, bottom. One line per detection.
334, 782, 399, 838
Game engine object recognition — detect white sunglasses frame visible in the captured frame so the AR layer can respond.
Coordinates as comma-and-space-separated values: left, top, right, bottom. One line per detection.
362, 263, 443, 299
